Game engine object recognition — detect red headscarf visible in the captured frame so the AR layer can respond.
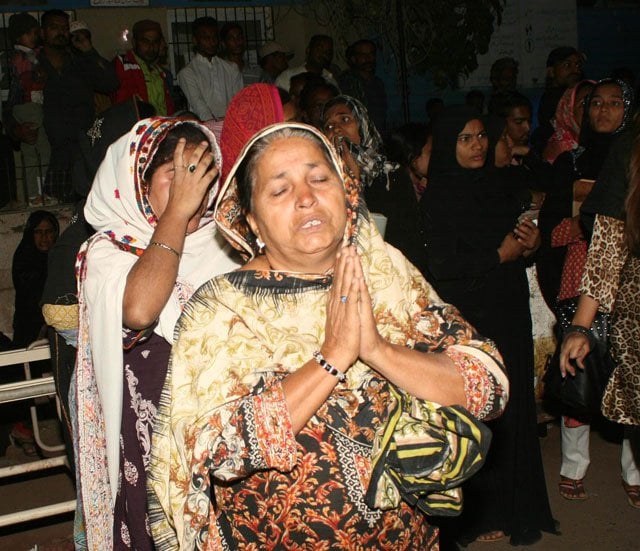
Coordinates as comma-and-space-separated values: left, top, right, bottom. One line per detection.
543, 79, 595, 163
219, 84, 284, 183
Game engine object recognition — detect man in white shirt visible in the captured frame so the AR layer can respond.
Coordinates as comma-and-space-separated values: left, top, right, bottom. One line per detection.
275, 34, 339, 91
177, 17, 242, 121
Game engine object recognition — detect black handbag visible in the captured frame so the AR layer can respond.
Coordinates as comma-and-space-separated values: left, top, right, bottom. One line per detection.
543, 297, 616, 418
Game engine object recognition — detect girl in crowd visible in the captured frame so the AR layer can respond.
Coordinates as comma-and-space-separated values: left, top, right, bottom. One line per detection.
561, 117, 640, 509
8, 209, 59, 456
299, 79, 338, 128
420, 106, 556, 545
74, 118, 239, 549
148, 123, 508, 549
12, 210, 59, 348
543, 80, 595, 163
321, 95, 426, 261
383, 121, 432, 269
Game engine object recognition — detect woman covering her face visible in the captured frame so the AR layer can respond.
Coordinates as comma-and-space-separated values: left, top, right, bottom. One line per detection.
419, 106, 556, 545
148, 123, 508, 550
74, 117, 240, 549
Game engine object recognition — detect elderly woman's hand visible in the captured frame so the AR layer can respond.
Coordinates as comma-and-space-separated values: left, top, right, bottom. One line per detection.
321, 246, 361, 373
352, 250, 387, 366
165, 138, 218, 221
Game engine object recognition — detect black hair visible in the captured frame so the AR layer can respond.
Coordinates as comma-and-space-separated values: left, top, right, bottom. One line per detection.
308, 34, 332, 50
220, 22, 242, 42
290, 72, 324, 93
144, 123, 209, 183
299, 80, 339, 112
277, 87, 291, 106
192, 16, 218, 35
488, 91, 532, 117
345, 39, 376, 60
386, 123, 431, 168
41, 10, 69, 29
23, 210, 60, 244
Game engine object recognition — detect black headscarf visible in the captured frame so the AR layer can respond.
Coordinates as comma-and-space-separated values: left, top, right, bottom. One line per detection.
579, 80, 637, 232
426, 105, 483, 185
12, 210, 59, 347
574, 78, 635, 181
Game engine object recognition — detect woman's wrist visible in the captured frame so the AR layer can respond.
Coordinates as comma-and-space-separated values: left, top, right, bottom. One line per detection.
564, 325, 595, 349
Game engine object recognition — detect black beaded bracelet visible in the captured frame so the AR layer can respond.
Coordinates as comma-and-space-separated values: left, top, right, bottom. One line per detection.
566, 325, 596, 348
312, 351, 346, 382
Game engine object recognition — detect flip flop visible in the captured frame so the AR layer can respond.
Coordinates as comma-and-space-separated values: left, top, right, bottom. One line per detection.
622, 479, 640, 509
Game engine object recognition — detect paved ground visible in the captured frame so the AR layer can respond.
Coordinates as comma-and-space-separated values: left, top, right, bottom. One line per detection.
0, 418, 639, 550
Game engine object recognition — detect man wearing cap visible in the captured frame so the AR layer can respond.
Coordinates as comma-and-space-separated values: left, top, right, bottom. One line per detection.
177, 16, 242, 121
113, 19, 175, 116
532, 46, 585, 153
275, 34, 338, 91
37, 10, 118, 202
337, 39, 387, 135
257, 41, 292, 84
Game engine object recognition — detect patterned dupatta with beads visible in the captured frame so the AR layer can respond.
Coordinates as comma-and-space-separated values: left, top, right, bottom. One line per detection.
148, 123, 507, 550
73, 117, 239, 550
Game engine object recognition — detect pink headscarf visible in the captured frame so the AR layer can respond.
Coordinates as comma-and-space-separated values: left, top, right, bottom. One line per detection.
219, 84, 284, 183
543, 79, 595, 163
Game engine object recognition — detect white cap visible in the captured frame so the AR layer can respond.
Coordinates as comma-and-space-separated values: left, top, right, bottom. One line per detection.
258, 41, 293, 61
70, 20, 90, 34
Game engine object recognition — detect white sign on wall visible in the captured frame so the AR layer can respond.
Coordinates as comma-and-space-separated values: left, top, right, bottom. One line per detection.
462, 0, 578, 89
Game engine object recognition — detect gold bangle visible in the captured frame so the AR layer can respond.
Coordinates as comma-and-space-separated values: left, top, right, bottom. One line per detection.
148, 241, 181, 259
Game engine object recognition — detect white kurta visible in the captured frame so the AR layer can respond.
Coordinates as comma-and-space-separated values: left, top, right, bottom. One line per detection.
177, 54, 243, 120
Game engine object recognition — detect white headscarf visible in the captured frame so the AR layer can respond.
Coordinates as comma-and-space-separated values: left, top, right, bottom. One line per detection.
74, 117, 240, 549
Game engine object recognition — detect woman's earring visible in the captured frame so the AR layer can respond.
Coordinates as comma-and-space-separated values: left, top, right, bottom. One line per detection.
256, 237, 265, 254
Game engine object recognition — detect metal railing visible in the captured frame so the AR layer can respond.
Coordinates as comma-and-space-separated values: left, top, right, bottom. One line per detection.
0, 340, 75, 528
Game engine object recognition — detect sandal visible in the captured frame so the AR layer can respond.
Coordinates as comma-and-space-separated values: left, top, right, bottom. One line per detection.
622, 479, 640, 509
9, 423, 39, 457
559, 476, 588, 500
476, 531, 506, 543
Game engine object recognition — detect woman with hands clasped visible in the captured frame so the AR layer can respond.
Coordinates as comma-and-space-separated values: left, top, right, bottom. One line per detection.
148, 123, 508, 550
74, 118, 240, 550
420, 107, 555, 545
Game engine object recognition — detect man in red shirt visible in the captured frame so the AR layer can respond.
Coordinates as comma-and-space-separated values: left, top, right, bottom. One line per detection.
113, 20, 174, 115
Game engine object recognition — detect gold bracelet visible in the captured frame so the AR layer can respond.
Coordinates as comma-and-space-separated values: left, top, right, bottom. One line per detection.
148, 241, 181, 259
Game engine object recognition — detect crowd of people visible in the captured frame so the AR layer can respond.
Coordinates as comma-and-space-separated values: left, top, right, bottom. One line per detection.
2, 8, 640, 550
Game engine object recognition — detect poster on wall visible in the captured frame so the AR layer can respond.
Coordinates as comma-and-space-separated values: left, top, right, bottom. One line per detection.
90, 0, 149, 5
461, 0, 577, 89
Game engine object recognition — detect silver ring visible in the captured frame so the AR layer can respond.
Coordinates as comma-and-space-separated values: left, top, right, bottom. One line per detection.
188, 163, 197, 173
340, 295, 348, 303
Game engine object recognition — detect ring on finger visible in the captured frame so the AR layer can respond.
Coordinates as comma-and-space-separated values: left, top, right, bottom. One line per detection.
188, 163, 197, 173
340, 295, 348, 303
